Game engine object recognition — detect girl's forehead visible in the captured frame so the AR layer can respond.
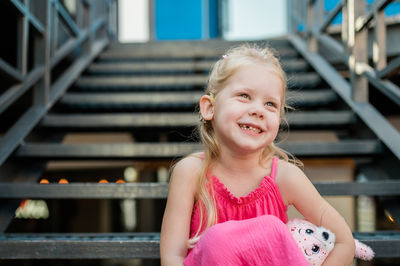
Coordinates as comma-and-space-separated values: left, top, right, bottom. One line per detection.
228, 63, 282, 81
224, 65, 284, 92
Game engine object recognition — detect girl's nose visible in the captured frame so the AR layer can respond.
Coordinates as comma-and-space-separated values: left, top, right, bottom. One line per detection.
249, 104, 265, 118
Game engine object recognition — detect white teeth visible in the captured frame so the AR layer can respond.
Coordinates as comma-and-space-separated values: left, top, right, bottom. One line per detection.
240, 124, 261, 133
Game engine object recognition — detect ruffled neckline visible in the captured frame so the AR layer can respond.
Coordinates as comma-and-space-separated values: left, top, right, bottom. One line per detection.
211, 175, 273, 205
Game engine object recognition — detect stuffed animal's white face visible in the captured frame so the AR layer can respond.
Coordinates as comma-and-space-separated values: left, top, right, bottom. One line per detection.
287, 218, 335, 266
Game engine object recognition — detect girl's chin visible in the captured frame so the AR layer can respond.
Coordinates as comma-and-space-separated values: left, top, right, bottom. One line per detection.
233, 143, 269, 154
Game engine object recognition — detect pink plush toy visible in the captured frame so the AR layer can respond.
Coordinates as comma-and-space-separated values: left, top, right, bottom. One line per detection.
287, 218, 374, 265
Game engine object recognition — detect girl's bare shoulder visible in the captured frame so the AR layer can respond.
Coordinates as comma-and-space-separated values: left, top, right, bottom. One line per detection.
170, 152, 204, 188
275, 159, 305, 182
274, 159, 310, 205
172, 152, 203, 173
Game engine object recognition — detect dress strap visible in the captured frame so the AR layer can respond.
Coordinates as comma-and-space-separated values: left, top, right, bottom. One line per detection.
270, 156, 279, 180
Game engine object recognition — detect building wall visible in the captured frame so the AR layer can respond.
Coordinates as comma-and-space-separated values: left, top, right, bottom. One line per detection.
223, 0, 287, 40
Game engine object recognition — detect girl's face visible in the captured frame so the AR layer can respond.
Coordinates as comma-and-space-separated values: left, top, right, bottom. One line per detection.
201, 63, 283, 156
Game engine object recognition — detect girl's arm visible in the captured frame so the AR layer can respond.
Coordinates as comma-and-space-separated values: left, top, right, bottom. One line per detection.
277, 162, 355, 266
160, 156, 201, 266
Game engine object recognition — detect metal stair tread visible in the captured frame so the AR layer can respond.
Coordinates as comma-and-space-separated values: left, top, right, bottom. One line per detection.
60, 90, 337, 108
40, 111, 356, 128
14, 140, 383, 159
0, 232, 160, 259
1, 180, 400, 199
0, 232, 398, 259
76, 74, 208, 88
75, 73, 321, 89
86, 59, 309, 74
61, 91, 203, 106
105, 39, 291, 51
98, 46, 298, 60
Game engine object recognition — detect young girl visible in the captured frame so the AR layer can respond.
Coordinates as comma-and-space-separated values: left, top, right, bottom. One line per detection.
160, 44, 355, 265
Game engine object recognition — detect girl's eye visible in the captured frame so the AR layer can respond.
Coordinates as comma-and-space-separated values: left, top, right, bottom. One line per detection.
240, 93, 249, 99
265, 102, 276, 107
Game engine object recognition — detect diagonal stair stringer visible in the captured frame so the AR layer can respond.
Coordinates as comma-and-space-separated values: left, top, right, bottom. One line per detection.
288, 34, 400, 160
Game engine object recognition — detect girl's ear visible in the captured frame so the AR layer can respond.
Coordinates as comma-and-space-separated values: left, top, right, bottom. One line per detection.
199, 95, 214, 121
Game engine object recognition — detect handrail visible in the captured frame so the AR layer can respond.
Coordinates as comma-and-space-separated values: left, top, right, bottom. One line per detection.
355, 0, 392, 32
52, 0, 81, 37
0, 0, 118, 167
319, 0, 346, 33
0, 58, 24, 82
10, 0, 46, 35
288, 0, 400, 159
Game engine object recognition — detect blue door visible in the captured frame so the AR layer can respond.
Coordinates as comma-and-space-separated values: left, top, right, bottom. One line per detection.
154, 0, 219, 40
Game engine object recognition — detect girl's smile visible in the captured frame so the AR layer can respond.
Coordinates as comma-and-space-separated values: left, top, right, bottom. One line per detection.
238, 123, 264, 134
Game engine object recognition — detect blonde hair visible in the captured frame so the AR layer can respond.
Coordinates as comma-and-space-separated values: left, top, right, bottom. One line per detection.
193, 43, 301, 239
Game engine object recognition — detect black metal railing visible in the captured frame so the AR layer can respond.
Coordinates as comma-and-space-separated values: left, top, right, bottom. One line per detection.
287, 0, 400, 159
0, 0, 117, 166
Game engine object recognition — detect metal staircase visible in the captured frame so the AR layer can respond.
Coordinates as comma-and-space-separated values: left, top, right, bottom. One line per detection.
0, 0, 400, 265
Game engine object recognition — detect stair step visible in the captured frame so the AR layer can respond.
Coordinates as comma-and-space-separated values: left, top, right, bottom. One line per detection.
59, 90, 337, 109
1, 180, 400, 199
87, 61, 215, 75
60, 91, 202, 109
0, 232, 398, 259
86, 59, 309, 75
105, 39, 292, 53
14, 140, 382, 160
286, 111, 356, 126
0, 233, 160, 259
287, 90, 338, 107
40, 111, 356, 129
287, 73, 322, 88
41, 113, 199, 128
98, 46, 298, 61
74, 73, 321, 90
75, 74, 207, 89
15, 143, 203, 159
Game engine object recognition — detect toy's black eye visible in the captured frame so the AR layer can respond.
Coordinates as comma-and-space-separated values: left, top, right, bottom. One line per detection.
322, 231, 329, 240
306, 229, 314, 234
312, 245, 320, 253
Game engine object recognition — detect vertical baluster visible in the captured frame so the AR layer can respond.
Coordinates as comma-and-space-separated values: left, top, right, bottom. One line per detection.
33, 0, 50, 106
347, 0, 368, 102
88, 0, 94, 51
108, 0, 119, 40
286, 0, 295, 34
98, 0, 107, 39
78, 0, 92, 54
51, 2, 58, 57
308, 1, 318, 52
357, 174, 376, 232
302, 1, 307, 33
342, 1, 348, 49
373, 5, 387, 71
291, 0, 297, 34
318, 0, 325, 27
17, 0, 29, 76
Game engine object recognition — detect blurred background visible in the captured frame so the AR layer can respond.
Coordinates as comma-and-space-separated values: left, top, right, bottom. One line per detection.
0, 0, 399, 266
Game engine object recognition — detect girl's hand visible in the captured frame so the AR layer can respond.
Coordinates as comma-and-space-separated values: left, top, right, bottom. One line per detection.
186, 236, 201, 249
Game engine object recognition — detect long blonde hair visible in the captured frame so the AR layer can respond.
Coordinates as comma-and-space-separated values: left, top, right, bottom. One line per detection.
193, 43, 301, 239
